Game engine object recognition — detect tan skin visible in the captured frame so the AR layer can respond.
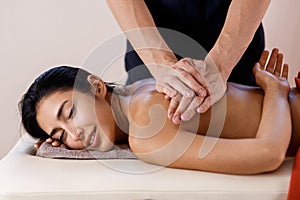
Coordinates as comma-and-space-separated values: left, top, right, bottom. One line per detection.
35, 49, 298, 174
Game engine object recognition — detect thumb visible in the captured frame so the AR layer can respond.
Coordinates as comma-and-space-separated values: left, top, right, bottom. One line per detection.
252, 63, 262, 76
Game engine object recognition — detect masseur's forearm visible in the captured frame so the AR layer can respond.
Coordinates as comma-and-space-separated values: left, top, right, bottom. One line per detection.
106, 0, 177, 66
208, 0, 271, 80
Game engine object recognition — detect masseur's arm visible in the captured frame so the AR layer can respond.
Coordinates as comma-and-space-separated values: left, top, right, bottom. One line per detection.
129, 60, 291, 175
106, 0, 271, 125
106, 1, 207, 113
208, 0, 271, 79
170, 0, 271, 123
193, 0, 271, 114
106, 1, 177, 68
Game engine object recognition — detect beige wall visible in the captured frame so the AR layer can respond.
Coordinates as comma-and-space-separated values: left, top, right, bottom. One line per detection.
263, 0, 300, 86
0, 0, 299, 159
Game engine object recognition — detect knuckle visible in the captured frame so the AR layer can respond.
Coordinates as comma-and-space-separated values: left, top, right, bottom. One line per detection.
181, 57, 191, 61
155, 85, 163, 92
178, 59, 186, 64
175, 107, 184, 115
179, 70, 189, 78
191, 67, 198, 74
171, 65, 178, 70
182, 59, 190, 66
173, 95, 182, 102
194, 97, 204, 104
169, 76, 178, 83
169, 105, 176, 111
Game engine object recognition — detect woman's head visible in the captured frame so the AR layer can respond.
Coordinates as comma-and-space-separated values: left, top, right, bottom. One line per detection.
19, 66, 116, 151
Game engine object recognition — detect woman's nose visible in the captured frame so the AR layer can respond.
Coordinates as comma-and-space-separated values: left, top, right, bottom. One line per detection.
66, 126, 82, 141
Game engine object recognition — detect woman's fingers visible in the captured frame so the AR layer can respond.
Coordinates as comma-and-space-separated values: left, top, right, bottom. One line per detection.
259, 48, 286, 78
281, 64, 289, 79
266, 48, 279, 72
46, 138, 53, 143
34, 138, 64, 149
274, 53, 283, 77
60, 143, 67, 149
46, 137, 66, 148
51, 140, 61, 147
46, 138, 61, 147
259, 50, 269, 68
34, 139, 45, 149
295, 71, 300, 89
266, 48, 279, 73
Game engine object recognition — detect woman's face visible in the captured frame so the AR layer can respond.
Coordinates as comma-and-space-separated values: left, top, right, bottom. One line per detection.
36, 87, 116, 151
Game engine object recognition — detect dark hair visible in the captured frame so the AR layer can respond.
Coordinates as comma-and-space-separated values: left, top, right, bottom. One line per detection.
19, 66, 112, 139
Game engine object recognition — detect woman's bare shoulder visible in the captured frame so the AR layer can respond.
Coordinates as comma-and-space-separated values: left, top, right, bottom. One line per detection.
128, 80, 169, 126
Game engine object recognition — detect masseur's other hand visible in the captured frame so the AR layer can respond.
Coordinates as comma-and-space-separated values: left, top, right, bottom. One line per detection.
34, 138, 67, 149
166, 57, 227, 124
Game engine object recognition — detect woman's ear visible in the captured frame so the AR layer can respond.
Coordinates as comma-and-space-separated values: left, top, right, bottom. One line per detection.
87, 75, 107, 98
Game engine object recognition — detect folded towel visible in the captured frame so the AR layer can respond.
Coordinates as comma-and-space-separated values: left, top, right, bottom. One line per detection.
36, 142, 137, 159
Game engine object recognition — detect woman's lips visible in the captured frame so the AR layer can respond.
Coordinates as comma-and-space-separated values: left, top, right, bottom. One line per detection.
86, 127, 98, 148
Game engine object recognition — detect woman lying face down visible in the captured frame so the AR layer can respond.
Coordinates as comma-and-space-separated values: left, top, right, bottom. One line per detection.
19, 49, 300, 174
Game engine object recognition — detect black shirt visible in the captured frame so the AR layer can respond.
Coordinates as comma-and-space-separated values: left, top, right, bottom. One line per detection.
125, 0, 265, 85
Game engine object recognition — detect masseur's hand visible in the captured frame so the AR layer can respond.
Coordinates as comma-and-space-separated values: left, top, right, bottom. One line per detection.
34, 138, 66, 149
152, 59, 207, 102
149, 59, 207, 123
165, 57, 227, 124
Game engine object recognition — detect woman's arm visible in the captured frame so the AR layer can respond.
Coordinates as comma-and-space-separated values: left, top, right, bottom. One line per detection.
129, 52, 291, 175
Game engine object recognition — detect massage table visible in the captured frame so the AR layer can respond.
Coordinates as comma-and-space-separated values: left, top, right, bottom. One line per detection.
0, 135, 294, 200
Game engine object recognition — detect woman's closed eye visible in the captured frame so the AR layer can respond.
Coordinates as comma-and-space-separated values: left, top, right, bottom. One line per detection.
68, 105, 75, 119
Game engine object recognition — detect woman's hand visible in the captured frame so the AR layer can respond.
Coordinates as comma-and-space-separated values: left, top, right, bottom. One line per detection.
253, 48, 290, 96
34, 138, 67, 149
